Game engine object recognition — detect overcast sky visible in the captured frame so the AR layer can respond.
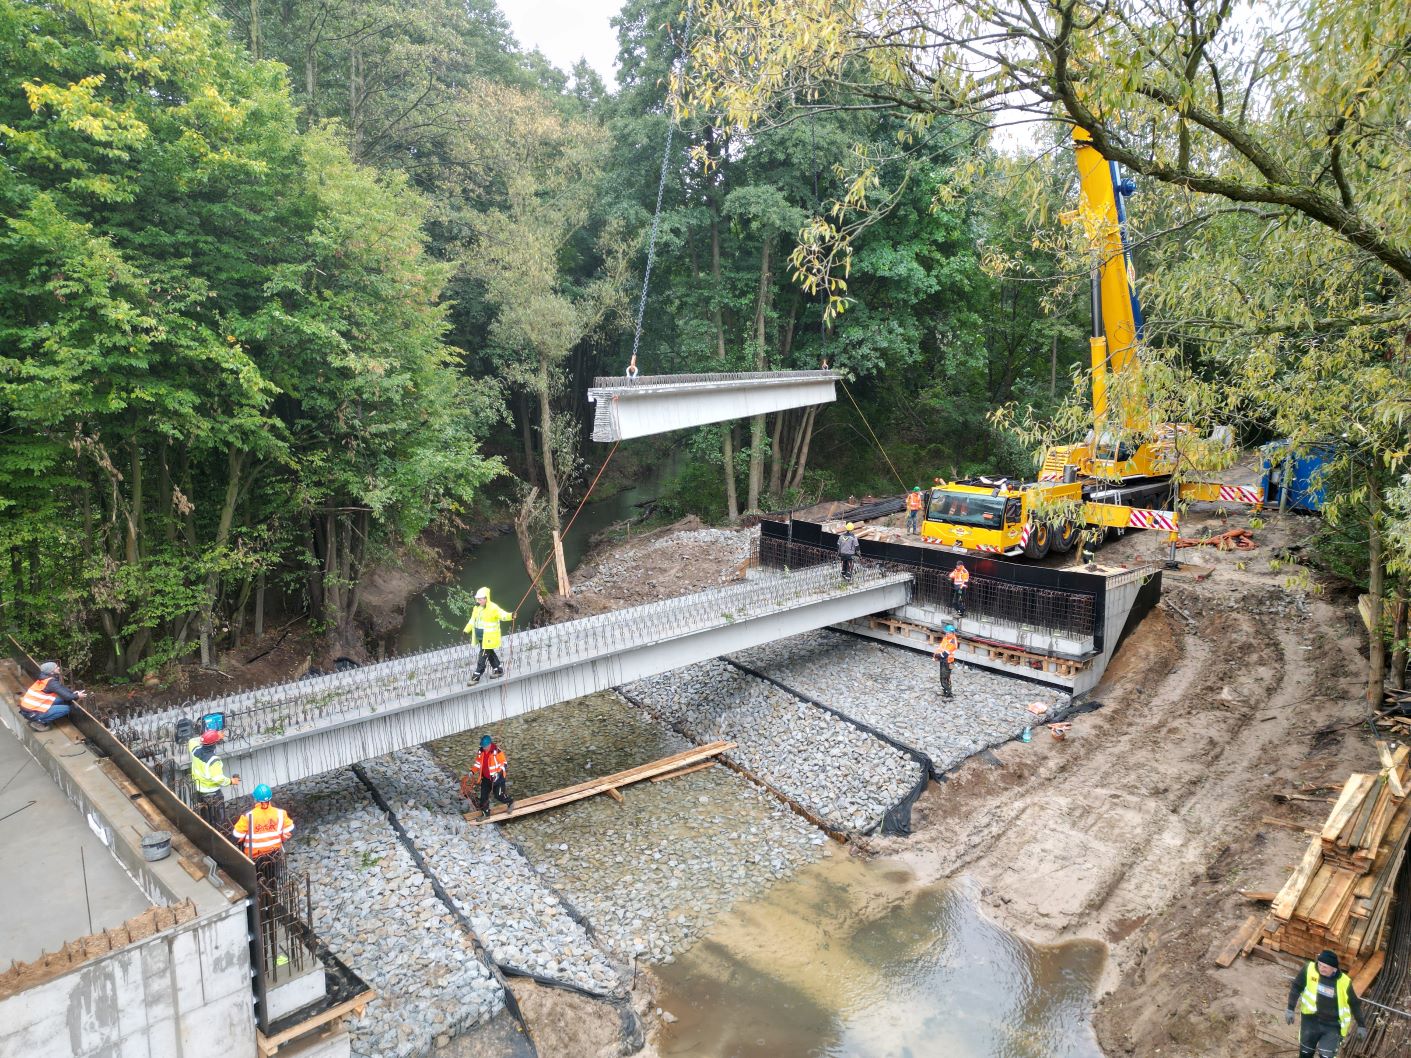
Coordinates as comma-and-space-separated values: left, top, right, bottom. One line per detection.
503, 0, 623, 86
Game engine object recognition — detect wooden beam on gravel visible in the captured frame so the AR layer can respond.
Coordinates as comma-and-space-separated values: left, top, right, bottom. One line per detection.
464, 742, 736, 825
649, 760, 718, 783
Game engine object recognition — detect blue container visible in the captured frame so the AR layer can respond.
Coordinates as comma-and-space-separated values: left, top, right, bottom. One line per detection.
1260, 442, 1334, 514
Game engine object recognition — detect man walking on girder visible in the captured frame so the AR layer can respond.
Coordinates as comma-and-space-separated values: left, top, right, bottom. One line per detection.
465, 587, 514, 685
838, 523, 859, 581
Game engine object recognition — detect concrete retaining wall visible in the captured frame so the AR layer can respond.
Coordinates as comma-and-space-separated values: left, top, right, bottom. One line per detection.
0, 900, 254, 1058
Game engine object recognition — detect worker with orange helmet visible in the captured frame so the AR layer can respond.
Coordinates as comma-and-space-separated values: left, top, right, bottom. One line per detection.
837, 522, 860, 581
189, 721, 239, 827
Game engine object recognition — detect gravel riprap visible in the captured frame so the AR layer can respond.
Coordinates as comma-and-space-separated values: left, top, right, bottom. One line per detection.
732, 630, 1069, 772
624, 659, 923, 832
572, 526, 756, 602
510, 760, 827, 964
357, 748, 623, 995
429, 691, 828, 965
281, 770, 504, 1058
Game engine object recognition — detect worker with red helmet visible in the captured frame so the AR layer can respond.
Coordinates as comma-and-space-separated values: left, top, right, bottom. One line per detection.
189, 722, 239, 827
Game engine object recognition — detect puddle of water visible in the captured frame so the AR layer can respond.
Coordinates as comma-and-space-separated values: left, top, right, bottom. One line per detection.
653, 853, 1105, 1058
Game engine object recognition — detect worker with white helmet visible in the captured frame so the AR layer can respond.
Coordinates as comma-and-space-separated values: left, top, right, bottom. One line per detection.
464, 587, 515, 685
18, 660, 87, 731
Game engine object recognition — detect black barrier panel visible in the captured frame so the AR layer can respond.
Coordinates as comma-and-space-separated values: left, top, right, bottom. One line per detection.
66, 704, 273, 1029
761, 519, 1103, 645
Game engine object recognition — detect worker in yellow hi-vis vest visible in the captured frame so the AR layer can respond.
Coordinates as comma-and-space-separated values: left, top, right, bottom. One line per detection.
464, 587, 514, 685
1284, 950, 1365, 1057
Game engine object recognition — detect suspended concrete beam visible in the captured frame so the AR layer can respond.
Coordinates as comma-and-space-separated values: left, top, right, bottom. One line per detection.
188, 568, 910, 789
588, 370, 839, 442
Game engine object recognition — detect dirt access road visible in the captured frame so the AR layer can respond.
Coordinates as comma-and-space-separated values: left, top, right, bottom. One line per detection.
870, 505, 1382, 1057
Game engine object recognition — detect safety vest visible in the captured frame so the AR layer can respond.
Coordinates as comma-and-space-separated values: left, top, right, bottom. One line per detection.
476, 746, 507, 780
464, 600, 511, 650
949, 565, 970, 587
188, 738, 230, 794
233, 805, 294, 858
1298, 963, 1353, 1036
906, 492, 924, 511
937, 632, 959, 660
19, 679, 57, 714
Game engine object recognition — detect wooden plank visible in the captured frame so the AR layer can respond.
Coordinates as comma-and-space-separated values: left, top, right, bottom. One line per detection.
1273, 838, 1324, 920
1216, 914, 1261, 968
1323, 774, 1372, 843
1237, 889, 1278, 902
602, 787, 624, 804
256, 989, 376, 1055
465, 742, 736, 825
1262, 817, 1316, 834
1352, 950, 1385, 994
648, 760, 718, 783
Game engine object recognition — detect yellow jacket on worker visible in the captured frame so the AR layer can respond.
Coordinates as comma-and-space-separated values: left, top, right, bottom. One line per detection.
464, 590, 513, 650
1296, 962, 1354, 1036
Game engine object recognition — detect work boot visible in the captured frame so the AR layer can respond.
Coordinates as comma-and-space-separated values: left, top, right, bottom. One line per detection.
506, 800, 515, 813
481, 807, 491, 819
492, 667, 504, 679
469, 672, 482, 686
27, 719, 51, 732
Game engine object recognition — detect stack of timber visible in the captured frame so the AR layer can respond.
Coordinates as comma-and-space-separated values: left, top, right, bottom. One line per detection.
1259, 744, 1411, 974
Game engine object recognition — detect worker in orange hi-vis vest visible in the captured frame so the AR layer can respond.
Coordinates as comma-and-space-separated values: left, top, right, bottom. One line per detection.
18, 661, 87, 731
233, 784, 294, 891
948, 561, 970, 617
462, 735, 514, 819
933, 625, 960, 699
905, 487, 925, 534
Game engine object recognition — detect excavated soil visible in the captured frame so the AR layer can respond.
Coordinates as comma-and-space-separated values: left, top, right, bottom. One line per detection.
867, 504, 1381, 1057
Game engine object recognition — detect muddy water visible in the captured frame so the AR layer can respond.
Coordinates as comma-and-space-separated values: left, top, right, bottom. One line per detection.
652, 853, 1106, 1058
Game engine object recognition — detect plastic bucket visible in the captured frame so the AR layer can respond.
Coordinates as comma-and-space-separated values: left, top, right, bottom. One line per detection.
141, 831, 172, 862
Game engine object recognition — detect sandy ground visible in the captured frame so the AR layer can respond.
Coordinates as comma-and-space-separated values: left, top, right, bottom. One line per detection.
863, 503, 1384, 1057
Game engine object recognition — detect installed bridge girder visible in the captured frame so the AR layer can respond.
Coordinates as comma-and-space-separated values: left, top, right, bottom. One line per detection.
175, 568, 910, 789
587, 370, 838, 442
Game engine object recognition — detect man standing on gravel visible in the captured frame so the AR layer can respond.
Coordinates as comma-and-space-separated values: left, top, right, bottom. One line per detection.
464, 586, 514, 684
933, 625, 959, 699
837, 523, 859, 581
1285, 950, 1365, 1057
465, 734, 514, 818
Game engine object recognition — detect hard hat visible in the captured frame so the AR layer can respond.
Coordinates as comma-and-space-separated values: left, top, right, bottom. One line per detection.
480, 735, 492, 748
845, 523, 855, 531
944, 624, 956, 633
38, 661, 59, 676
253, 784, 272, 803
913, 486, 921, 492
200, 729, 222, 746
475, 587, 489, 600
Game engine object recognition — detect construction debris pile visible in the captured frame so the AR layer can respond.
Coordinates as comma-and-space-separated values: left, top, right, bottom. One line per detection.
1261, 743, 1410, 977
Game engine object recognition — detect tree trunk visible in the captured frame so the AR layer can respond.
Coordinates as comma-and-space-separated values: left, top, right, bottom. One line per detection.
520, 392, 540, 488
537, 381, 564, 593
254, 573, 266, 640
514, 488, 546, 600
769, 411, 787, 499
722, 426, 739, 522
788, 405, 818, 491
1368, 474, 1386, 708
249, 0, 261, 59
747, 237, 773, 513
1391, 587, 1407, 692
199, 448, 245, 668
1050, 333, 1058, 398
348, 41, 363, 160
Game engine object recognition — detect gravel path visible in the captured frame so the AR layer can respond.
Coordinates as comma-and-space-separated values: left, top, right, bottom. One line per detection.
732, 630, 1069, 772
282, 771, 504, 1058
624, 659, 922, 832
357, 748, 623, 995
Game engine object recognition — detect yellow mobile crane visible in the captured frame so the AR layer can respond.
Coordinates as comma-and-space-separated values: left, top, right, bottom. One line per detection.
922, 129, 1255, 559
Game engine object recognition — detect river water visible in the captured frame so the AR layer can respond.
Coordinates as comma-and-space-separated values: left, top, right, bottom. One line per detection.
396, 472, 667, 653
653, 852, 1106, 1058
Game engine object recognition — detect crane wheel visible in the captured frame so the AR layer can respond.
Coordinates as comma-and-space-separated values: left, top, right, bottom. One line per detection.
1053, 521, 1080, 553
1024, 523, 1052, 559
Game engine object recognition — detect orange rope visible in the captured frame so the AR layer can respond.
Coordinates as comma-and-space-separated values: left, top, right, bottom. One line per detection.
512, 439, 622, 620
